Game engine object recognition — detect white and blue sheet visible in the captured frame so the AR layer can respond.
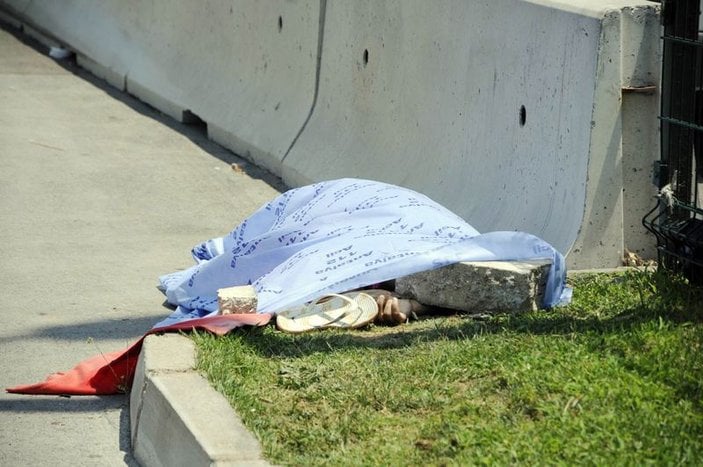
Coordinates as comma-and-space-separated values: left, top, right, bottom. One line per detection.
157, 178, 568, 327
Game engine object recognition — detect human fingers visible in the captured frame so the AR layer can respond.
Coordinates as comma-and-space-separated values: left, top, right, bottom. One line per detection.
390, 297, 407, 324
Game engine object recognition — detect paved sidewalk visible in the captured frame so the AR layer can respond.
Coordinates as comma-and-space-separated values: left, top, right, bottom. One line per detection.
0, 24, 282, 466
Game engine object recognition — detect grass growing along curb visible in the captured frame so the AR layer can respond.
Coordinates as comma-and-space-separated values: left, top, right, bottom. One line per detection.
193, 269, 703, 465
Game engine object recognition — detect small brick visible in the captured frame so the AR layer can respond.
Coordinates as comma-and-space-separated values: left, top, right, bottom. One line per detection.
217, 285, 258, 314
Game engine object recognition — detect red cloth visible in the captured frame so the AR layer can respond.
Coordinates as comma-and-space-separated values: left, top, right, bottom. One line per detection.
6, 313, 273, 396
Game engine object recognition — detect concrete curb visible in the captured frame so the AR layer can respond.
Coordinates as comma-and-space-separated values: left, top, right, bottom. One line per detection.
130, 334, 270, 467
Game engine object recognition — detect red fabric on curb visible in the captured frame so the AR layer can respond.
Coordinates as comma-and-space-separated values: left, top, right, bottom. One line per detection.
6, 313, 273, 396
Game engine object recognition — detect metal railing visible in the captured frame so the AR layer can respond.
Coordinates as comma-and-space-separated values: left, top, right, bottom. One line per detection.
643, 0, 703, 283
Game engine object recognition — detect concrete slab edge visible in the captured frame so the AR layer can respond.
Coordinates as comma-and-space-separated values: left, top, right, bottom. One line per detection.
125, 78, 188, 123
76, 53, 126, 91
130, 334, 270, 467
567, 265, 656, 277
0, 7, 21, 29
0, 7, 59, 50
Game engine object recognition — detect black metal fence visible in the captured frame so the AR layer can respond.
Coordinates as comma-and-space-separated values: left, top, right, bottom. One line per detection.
643, 0, 703, 282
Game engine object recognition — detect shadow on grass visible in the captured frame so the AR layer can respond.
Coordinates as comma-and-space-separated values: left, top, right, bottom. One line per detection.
233, 302, 703, 360
208, 270, 703, 406
215, 269, 703, 355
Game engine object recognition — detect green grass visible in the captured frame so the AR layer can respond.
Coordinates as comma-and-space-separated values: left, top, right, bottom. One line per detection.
193, 269, 703, 465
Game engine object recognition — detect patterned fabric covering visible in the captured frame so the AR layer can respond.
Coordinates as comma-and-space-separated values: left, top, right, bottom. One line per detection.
157, 178, 568, 326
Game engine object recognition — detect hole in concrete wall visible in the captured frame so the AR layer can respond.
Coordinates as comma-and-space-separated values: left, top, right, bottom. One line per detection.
278, 16, 283, 32
363, 49, 369, 66
182, 110, 207, 132
519, 105, 527, 126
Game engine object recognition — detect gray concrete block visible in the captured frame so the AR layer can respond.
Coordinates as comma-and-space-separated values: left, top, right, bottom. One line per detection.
395, 259, 552, 314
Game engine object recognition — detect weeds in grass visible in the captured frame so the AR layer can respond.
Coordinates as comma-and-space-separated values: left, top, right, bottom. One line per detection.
194, 269, 703, 465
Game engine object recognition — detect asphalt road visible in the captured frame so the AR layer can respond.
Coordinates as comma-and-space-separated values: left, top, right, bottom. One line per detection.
0, 24, 283, 466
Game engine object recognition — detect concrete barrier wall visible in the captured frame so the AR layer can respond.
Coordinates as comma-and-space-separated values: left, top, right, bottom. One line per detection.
0, 0, 661, 269
282, 0, 599, 263
0, 0, 321, 174
282, 0, 660, 269
569, 4, 661, 268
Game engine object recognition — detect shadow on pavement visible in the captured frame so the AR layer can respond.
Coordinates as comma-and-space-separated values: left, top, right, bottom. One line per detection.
1, 315, 160, 344
0, 394, 126, 412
